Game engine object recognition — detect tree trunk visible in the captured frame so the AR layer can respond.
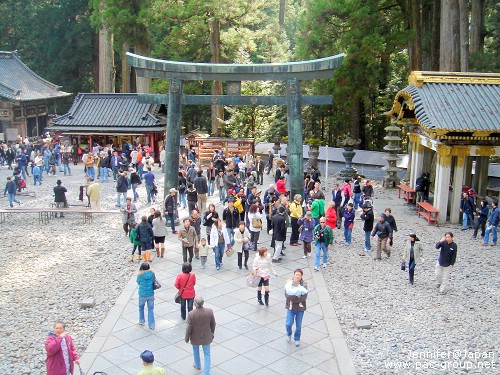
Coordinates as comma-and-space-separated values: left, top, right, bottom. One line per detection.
209, 18, 224, 135
121, 42, 130, 93
458, 0, 469, 71
409, 0, 422, 71
279, 0, 285, 28
421, 0, 433, 70
440, 0, 460, 71
350, 97, 364, 149
134, 43, 151, 93
470, 0, 485, 54
98, 27, 115, 93
431, 0, 440, 70
92, 32, 100, 92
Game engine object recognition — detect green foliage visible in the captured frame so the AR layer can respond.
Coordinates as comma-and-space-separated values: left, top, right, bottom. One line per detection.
0, 0, 95, 111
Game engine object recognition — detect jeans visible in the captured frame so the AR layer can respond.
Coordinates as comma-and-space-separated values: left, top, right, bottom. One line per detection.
99, 167, 107, 181
353, 192, 362, 209
343, 227, 352, 244
86, 166, 95, 180
192, 344, 211, 374
56, 154, 63, 172
179, 193, 187, 208
165, 212, 176, 231
112, 166, 119, 180
219, 186, 226, 202
116, 192, 127, 206
226, 227, 235, 246
138, 295, 155, 329
462, 212, 474, 229
64, 164, 71, 176
146, 185, 154, 203
7, 193, 20, 207
20, 166, 27, 179
33, 175, 42, 186
364, 231, 371, 250
208, 180, 215, 196
250, 230, 260, 253
181, 297, 194, 320
408, 256, 416, 284
214, 243, 225, 268
484, 225, 498, 245
314, 242, 328, 268
285, 310, 304, 341
131, 183, 139, 201
138, 164, 144, 178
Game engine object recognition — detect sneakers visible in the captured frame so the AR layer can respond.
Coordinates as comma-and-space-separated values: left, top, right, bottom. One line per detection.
172, 231, 179, 234
286, 335, 291, 343
302, 255, 307, 259
322, 264, 326, 269
314, 267, 319, 271
295, 340, 300, 347
272, 259, 281, 263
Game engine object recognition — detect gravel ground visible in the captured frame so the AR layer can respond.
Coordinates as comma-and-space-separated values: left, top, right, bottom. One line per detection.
323, 179, 500, 375
0, 165, 162, 375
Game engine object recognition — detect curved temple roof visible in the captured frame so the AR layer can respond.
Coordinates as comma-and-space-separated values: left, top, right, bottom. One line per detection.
0, 51, 70, 102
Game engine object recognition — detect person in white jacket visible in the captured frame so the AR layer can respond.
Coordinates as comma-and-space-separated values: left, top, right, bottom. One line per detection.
233, 221, 251, 270
252, 247, 277, 306
209, 219, 231, 270
247, 204, 263, 252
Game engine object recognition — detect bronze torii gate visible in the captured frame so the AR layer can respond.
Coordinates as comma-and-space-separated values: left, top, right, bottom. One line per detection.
127, 52, 344, 199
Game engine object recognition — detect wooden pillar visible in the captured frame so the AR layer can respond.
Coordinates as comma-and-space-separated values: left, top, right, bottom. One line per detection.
409, 134, 424, 189
286, 79, 304, 199
450, 153, 466, 224
164, 79, 183, 200
433, 145, 452, 223
476, 156, 489, 197
464, 156, 474, 187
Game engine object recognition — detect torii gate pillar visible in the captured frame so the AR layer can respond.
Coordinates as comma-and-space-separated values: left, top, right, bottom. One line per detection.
286, 79, 303, 199
165, 79, 183, 195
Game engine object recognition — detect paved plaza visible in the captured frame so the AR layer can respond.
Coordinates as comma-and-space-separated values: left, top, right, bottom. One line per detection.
80, 173, 356, 375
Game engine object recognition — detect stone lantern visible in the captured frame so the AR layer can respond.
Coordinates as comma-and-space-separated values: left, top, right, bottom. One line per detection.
382, 124, 402, 187
339, 133, 361, 178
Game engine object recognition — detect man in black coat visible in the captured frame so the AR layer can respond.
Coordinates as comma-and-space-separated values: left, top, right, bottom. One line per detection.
271, 206, 287, 263
54, 179, 67, 218
360, 203, 374, 252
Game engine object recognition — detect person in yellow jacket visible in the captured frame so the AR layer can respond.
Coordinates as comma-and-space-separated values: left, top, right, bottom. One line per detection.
289, 194, 303, 246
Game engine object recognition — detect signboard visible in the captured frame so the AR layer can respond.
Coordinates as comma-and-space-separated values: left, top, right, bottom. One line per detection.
0, 110, 10, 117
5, 128, 19, 142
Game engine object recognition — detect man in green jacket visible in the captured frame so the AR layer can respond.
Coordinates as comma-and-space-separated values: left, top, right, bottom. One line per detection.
313, 218, 334, 271
309, 198, 325, 226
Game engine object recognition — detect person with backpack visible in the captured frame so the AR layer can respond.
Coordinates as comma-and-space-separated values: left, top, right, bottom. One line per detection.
460, 191, 476, 230
415, 173, 425, 202
473, 200, 489, 239
116, 171, 129, 208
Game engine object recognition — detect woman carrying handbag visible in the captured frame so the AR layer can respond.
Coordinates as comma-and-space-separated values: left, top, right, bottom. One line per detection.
174, 262, 196, 320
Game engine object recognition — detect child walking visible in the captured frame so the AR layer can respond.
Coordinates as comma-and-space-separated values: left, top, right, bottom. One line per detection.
197, 237, 210, 269
129, 222, 142, 261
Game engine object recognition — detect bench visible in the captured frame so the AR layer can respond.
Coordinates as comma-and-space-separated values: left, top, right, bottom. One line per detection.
3, 207, 120, 224
417, 202, 439, 225
397, 184, 416, 203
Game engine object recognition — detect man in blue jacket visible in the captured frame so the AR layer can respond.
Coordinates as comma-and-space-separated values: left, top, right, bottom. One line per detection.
3, 176, 21, 207
483, 201, 499, 246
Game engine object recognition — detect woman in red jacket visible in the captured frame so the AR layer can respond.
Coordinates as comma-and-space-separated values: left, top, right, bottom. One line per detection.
325, 201, 338, 230
174, 262, 197, 320
276, 176, 287, 195
45, 321, 80, 375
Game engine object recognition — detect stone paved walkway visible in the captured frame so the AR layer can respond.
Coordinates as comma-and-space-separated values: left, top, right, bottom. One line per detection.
80, 173, 356, 375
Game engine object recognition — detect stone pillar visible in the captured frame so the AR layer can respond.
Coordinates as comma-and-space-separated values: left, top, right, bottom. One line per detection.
164, 79, 183, 200
475, 156, 490, 197
450, 154, 466, 224
286, 79, 304, 199
433, 146, 452, 223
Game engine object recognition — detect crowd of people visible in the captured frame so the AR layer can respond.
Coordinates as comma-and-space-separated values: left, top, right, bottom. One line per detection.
33, 143, 466, 375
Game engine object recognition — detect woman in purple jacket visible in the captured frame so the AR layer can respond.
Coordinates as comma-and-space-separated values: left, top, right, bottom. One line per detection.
298, 211, 316, 258
45, 321, 80, 375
